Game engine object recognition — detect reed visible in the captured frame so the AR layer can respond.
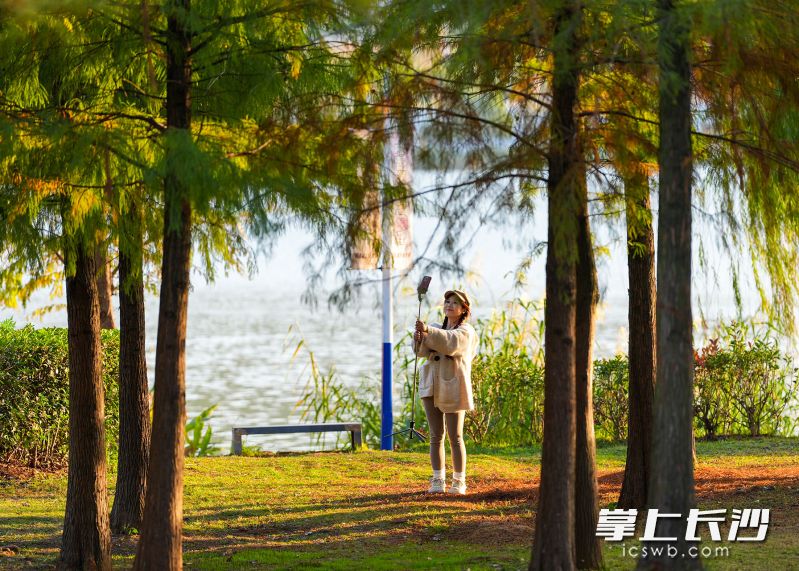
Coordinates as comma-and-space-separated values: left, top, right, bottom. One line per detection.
294, 307, 799, 449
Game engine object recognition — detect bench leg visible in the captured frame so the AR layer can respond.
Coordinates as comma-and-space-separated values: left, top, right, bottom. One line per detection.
232, 429, 243, 455
351, 429, 362, 451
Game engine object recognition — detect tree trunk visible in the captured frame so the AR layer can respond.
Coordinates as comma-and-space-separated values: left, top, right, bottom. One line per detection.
637, 0, 700, 568
59, 238, 112, 571
530, 3, 580, 570
133, 2, 192, 569
618, 171, 656, 510
95, 244, 116, 329
574, 154, 602, 569
111, 201, 151, 534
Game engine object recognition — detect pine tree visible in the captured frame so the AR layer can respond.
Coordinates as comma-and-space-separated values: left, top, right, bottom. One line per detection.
81, 2, 377, 566
110, 186, 151, 533
0, 11, 117, 567
637, 0, 700, 567
530, 3, 581, 568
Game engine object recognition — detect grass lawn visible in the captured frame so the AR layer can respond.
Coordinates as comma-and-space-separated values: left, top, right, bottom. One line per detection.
1, 436, 798, 570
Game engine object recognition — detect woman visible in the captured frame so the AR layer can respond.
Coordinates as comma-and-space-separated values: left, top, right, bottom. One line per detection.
413, 289, 478, 495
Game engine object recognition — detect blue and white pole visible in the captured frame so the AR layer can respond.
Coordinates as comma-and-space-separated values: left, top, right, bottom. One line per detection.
381, 261, 393, 451
380, 75, 394, 451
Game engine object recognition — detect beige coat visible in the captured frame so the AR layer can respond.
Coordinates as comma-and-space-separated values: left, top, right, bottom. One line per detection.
414, 322, 478, 412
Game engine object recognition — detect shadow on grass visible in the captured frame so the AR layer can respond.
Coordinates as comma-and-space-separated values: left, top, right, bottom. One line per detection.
180, 484, 538, 556
0, 514, 62, 570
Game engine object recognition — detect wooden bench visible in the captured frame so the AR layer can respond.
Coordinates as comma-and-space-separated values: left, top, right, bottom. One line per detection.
231, 422, 363, 454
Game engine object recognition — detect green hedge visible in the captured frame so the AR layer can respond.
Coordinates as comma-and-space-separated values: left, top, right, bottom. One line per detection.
467, 352, 545, 446
0, 319, 120, 468
298, 312, 799, 449
593, 322, 799, 441
693, 322, 798, 438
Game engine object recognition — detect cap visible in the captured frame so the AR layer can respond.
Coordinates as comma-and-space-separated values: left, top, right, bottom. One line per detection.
444, 289, 470, 307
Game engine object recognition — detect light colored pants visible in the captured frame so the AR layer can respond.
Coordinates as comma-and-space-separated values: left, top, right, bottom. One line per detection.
422, 397, 466, 473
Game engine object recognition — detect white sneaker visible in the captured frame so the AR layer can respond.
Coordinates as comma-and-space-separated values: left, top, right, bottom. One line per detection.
428, 477, 446, 493
447, 478, 467, 495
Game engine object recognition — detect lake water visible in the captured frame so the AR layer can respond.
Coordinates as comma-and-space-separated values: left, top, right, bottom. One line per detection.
2, 179, 785, 450
3, 250, 766, 451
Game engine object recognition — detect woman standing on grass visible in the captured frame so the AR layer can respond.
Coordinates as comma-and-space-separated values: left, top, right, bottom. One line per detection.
413, 289, 478, 495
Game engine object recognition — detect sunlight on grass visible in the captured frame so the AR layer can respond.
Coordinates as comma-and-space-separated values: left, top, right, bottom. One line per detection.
0, 436, 796, 569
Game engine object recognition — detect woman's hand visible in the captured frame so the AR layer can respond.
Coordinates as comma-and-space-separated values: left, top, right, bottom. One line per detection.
414, 320, 428, 343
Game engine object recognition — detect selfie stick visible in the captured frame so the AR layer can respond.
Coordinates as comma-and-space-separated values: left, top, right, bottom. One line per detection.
392, 275, 431, 442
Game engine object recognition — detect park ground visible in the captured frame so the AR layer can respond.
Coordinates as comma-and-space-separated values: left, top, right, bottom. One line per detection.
1, 437, 798, 570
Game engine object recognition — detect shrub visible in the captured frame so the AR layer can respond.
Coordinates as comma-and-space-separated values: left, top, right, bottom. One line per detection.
693, 338, 734, 439
465, 299, 546, 446
593, 355, 629, 442
0, 319, 120, 468
295, 311, 799, 449
468, 352, 544, 446
694, 322, 798, 438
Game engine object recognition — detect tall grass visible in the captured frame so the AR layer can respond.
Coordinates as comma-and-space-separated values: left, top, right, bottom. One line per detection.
294, 299, 548, 449
467, 300, 546, 446
294, 305, 799, 450
292, 325, 383, 448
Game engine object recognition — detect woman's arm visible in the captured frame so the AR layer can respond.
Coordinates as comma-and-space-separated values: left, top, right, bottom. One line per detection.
414, 337, 432, 358
423, 324, 474, 357
414, 320, 433, 357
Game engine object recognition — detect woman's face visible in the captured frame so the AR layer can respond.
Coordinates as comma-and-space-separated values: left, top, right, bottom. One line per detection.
443, 296, 465, 321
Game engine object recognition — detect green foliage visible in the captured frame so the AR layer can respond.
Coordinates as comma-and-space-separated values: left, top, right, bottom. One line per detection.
592, 356, 630, 442
0, 319, 120, 468
0, 1, 375, 315
297, 309, 799, 448
468, 353, 544, 446
694, 1, 799, 334
0, 318, 225, 462
184, 404, 221, 458
694, 339, 734, 439
466, 300, 546, 446
593, 321, 799, 442
477, 299, 545, 360
693, 321, 799, 439
294, 338, 381, 449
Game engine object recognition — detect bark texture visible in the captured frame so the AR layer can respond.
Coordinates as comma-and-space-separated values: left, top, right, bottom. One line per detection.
637, 0, 701, 568
574, 161, 602, 569
95, 245, 116, 329
618, 172, 656, 510
59, 240, 112, 571
133, 2, 192, 568
110, 202, 151, 534
530, 3, 581, 570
